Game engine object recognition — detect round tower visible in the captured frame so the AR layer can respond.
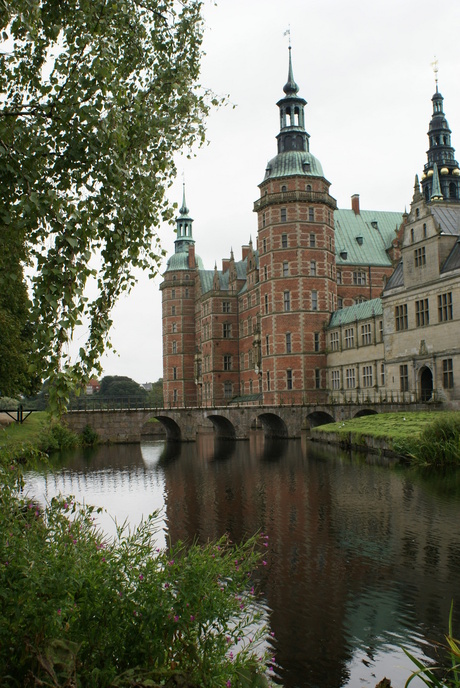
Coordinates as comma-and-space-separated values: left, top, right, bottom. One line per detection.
160, 186, 203, 406
254, 49, 337, 404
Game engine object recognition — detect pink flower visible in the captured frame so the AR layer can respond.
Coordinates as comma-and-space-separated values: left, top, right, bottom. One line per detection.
190, 615, 195, 621
168, 560, 175, 566
262, 560, 267, 566
229, 651, 234, 660
139, 574, 144, 581
57, 609, 61, 615
226, 681, 231, 688
174, 615, 179, 622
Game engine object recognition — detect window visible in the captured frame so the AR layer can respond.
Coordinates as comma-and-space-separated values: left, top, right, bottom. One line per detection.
171, 305, 176, 315
172, 322, 177, 333
224, 381, 233, 399
309, 233, 316, 248
379, 320, 383, 342
314, 332, 320, 352
311, 290, 318, 311
281, 184, 287, 192
438, 292, 453, 322
249, 379, 253, 394
315, 368, 321, 389
222, 301, 231, 313
415, 298, 429, 327
345, 327, 354, 348
223, 323, 232, 338
185, 288, 189, 298
309, 207, 314, 222
310, 260, 316, 276
282, 233, 288, 248
281, 208, 287, 222
264, 265, 268, 280
331, 370, 340, 389
173, 389, 177, 402
345, 368, 356, 388
171, 288, 176, 298
395, 304, 408, 331
330, 331, 339, 351
265, 293, 269, 314
173, 367, 177, 381
400, 364, 409, 392
223, 355, 232, 371
263, 214, 266, 228
423, 223, 427, 238
337, 270, 342, 285
284, 291, 291, 312
380, 364, 385, 386
362, 365, 373, 387
283, 261, 289, 276
410, 228, 414, 243
415, 246, 426, 267
443, 358, 454, 389
266, 335, 270, 355
286, 332, 292, 353
361, 323, 372, 345
266, 370, 271, 391
240, 353, 244, 370
338, 297, 343, 310
287, 369, 293, 390
263, 238, 267, 252
353, 271, 366, 285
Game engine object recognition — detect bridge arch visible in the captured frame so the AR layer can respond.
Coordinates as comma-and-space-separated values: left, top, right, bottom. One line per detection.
306, 411, 335, 428
353, 409, 378, 418
206, 414, 237, 439
153, 415, 182, 441
257, 413, 288, 438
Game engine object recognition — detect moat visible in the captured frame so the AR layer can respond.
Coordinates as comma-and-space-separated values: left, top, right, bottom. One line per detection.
25, 435, 460, 688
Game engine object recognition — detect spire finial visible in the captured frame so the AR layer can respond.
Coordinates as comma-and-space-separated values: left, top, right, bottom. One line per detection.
180, 179, 189, 215
431, 56, 439, 92
283, 32, 299, 96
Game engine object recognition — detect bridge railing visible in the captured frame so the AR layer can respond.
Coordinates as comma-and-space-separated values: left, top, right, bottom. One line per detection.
67, 396, 164, 412
325, 390, 440, 405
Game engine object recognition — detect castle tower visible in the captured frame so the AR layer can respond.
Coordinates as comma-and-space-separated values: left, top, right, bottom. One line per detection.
254, 49, 337, 404
421, 85, 460, 202
160, 186, 203, 406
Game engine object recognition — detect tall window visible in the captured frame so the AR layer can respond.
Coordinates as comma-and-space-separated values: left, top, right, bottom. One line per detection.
338, 297, 343, 310
310, 260, 316, 276
438, 292, 453, 321
414, 246, 426, 267
223, 355, 232, 371
309, 233, 316, 248
345, 368, 356, 388
266, 370, 271, 391
286, 332, 292, 353
284, 291, 291, 312
283, 261, 289, 276
395, 304, 408, 331
415, 298, 429, 327
282, 233, 288, 248
314, 332, 320, 352
263, 238, 267, 252
223, 323, 232, 338
315, 368, 321, 389
171, 288, 176, 298
264, 265, 268, 280
443, 358, 454, 389
308, 207, 314, 222
380, 363, 385, 386
185, 288, 189, 298
266, 335, 270, 355
361, 323, 372, 345
337, 270, 342, 285
362, 365, 373, 387
330, 331, 339, 351
222, 301, 231, 313
265, 293, 269, 314
172, 322, 177, 333
345, 327, 354, 348
379, 320, 383, 342
400, 364, 409, 392
311, 290, 318, 311
353, 271, 366, 285
224, 381, 233, 399
171, 305, 176, 315
331, 370, 340, 389
173, 389, 178, 402
173, 367, 177, 380
286, 369, 293, 390
281, 208, 287, 222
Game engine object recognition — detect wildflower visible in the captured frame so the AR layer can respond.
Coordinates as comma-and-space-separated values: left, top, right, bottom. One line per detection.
229, 651, 234, 660
174, 615, 179, 622
262, 560, 267, 566
168, 560, 175, 566
190, 615, 195, 621
226, 636, 231, 643
164, 582, 170, 588
57, 609, 61, 615
226, 681, 231, 688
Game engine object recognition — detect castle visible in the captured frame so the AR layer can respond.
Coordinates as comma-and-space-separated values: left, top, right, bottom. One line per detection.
161, 50, 460, 409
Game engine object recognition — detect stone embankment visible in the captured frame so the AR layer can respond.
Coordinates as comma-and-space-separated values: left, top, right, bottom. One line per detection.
309, 428, 398, 457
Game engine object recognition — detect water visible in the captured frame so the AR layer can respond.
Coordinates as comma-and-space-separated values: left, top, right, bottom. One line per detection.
25, 435, 460, 688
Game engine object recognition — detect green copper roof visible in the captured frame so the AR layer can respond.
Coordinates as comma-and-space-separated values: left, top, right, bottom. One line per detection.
328, 298, 382, 328
264, 151, 323, 180
165, 252, 204, 272
334, 209, 403, 266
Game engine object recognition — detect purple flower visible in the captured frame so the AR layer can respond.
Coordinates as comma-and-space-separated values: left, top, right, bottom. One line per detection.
174, 615, 179, 622
139, 574, 144, 581
262, 560, 267, 566
190, 615, 195, 621
226, 681, 231, 688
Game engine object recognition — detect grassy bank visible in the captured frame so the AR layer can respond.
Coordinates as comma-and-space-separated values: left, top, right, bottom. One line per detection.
313, 411, 460, 467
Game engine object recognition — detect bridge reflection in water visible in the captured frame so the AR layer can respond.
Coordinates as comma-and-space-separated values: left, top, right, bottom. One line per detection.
25, 435, 460, 688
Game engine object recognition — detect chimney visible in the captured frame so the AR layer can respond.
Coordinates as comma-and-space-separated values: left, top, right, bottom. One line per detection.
188, 244, 196, 269
351, 194, 360, 215
222, 259, 230, 273
241, 245, 250, 260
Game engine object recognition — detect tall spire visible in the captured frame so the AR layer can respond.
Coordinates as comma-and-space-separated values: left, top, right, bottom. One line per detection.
276, 48, 308, 154
283, 46, 299, 96
179, 182, 189, 216
174, 183, 194, 253
421, 81, 460, 203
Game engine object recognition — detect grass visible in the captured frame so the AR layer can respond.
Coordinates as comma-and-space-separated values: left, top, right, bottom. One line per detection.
0, 412, 49, 451
314, 411, 436, 442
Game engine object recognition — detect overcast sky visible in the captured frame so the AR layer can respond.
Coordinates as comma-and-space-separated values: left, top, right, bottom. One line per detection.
95, 0, 460, 384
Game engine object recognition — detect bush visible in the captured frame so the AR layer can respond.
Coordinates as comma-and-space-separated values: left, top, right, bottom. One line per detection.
39, 421, 80, 452
81, 424, 99, 446
0, 464, 272, 688
395, 413, 460, 467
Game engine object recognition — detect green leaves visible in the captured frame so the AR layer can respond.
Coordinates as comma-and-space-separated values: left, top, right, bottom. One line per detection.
0, 0, 213, 414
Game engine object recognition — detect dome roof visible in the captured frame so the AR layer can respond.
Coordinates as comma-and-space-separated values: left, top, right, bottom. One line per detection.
264, 150, 324, 180
165, 251, 204, 272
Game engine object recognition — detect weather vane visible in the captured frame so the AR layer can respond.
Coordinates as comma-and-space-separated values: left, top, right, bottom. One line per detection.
283, 25, 291, 47
431, 56, 439, 90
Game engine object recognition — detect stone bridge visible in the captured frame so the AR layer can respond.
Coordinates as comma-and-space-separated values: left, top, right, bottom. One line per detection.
63, 400, 432, 443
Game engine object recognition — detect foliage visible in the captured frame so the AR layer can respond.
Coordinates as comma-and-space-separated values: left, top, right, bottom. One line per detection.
147, 378, 164, 407
0, 0, 216, 415
0, 466, 272, 688
0, 412, 81, 461
81, 423, 99, 446
0, 396, 20, 410
98, 375, 148, 399
404, 603, 460, 687
394, 413, 460, 468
